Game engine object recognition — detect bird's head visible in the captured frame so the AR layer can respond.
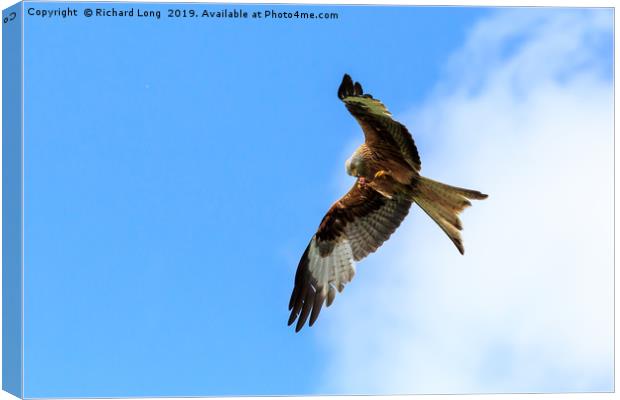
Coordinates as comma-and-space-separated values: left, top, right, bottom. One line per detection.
345, 152, 365, 178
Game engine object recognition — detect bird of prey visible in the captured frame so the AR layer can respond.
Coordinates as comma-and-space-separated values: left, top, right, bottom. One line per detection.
288, 74, 487, 332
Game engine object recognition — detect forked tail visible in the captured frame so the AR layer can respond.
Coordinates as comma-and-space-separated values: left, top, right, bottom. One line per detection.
411, 176, 488, 254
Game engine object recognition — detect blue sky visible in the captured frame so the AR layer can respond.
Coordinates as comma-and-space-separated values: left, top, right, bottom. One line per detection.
18, 3, 612, 398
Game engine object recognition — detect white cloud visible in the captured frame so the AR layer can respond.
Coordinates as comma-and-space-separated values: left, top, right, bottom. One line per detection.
318, 9, 613, 394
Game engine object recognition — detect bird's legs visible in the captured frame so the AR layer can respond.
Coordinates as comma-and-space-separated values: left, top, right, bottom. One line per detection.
374, 170, 388, 179
369, 170, 409, 199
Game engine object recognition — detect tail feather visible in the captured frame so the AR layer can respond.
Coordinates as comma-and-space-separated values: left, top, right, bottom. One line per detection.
412, 176, 487, 254
415, 196, 466, 254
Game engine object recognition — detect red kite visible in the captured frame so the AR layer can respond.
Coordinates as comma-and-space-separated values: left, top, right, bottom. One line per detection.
288, 74, 487, 332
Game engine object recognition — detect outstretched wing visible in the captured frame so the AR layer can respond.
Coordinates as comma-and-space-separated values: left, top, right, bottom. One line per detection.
338, 74, 421, 172
288, 182, 412, 332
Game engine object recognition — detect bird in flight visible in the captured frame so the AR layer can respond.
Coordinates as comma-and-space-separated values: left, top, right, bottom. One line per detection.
288, 74, 487, 332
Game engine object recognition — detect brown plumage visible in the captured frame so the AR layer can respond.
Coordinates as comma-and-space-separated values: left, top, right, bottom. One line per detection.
288, 74, 488, 332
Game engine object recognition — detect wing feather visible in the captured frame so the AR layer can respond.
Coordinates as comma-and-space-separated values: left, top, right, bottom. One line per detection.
288, 182, 412, 331
346, 195, 412, 261
338, 74, 421, 171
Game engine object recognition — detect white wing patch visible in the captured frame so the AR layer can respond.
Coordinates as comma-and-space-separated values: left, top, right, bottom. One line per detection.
308, 237, 356, 306
287, 237, 357, 331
